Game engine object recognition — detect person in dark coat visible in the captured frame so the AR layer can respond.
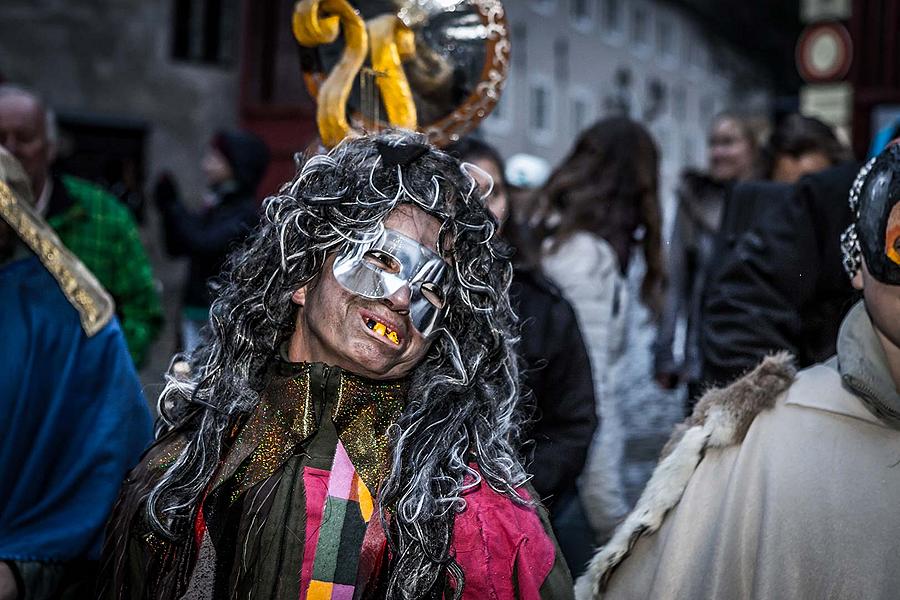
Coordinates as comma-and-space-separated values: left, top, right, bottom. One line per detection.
654, 113, 761, 404
447, 137, 598, 575
154, 129, 270, 354
699, 160, 862, 387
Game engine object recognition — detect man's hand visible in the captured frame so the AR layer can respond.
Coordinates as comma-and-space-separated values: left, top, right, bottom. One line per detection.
0, 561, 19, 600
152, 171, 179, 207
654, 370, 680, 390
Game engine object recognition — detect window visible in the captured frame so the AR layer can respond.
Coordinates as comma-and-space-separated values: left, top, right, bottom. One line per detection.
644, 78, 666, 121
513, 23, 527, 69
602, 0, 624, 35
570, 88, 595, 135
571, 0, 595, 30
604, 66, 634, 116
529, 78, 555, 143
672, 86, 687, 120
532, 86, 549, 131
171, 0, 238, 65
554, 38, 569, 82
485, 78, 513, 134
655, 19, 674, 58
532, 0, 557, 15
631, 6, 649, 48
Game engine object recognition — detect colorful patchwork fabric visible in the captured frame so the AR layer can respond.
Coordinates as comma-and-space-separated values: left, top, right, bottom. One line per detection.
301, 441, 376, 600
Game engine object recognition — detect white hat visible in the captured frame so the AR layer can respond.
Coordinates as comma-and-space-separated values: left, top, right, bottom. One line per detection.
505, 153, 551, 189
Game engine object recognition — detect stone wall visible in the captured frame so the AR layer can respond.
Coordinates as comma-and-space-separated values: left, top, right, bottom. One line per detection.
0, 0, 240, 201
0, 0, 244, 389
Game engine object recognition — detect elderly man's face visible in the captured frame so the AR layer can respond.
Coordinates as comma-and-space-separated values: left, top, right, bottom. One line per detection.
0, 94, 52, 197
289, 204, 445, 380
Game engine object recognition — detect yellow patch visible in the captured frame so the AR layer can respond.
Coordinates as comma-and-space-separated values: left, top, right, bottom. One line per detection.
887, 203, 900, 266
357, 476, 374, 522
306, 580, 333, 599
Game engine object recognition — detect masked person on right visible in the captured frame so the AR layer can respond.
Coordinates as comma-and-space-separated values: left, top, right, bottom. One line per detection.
576, 144, 900, 600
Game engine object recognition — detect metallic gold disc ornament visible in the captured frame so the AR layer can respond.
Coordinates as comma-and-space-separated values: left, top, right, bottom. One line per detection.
293, 0, 510, 148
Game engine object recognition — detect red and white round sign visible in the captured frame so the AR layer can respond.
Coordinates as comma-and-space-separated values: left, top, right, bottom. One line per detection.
796, 22, 853, 83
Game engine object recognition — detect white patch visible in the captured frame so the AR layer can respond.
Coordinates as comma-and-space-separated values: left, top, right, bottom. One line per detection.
703, 404, 738, 447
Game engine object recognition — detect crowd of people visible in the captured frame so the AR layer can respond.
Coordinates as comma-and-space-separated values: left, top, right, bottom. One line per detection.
1, 77, 899, 600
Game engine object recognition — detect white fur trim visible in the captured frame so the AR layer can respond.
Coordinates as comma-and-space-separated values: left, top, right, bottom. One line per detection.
703, 404, 738, 447
575, 426, 709, 599
575, 353, 795, 599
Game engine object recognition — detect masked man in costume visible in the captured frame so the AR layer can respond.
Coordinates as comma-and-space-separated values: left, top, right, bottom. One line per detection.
0, 146, 153, 600
576, 144, 900, 599
98, 131, 573, 599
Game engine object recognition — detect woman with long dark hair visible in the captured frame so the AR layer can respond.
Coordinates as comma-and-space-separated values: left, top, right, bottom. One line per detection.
532, 117, 664, 542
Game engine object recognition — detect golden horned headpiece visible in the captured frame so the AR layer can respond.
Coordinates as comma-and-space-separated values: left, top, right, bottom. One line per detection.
293, 0, 509, 147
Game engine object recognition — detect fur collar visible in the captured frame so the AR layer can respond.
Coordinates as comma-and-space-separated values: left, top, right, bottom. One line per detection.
575, 353, 796, 599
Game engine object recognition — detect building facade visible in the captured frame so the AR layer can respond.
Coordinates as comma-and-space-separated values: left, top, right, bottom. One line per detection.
482, 0, 773, 223
0, 0, 250, 202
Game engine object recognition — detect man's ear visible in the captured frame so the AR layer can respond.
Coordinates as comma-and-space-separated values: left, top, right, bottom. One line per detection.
851, 257, 867, 291
291, 286, 307, 306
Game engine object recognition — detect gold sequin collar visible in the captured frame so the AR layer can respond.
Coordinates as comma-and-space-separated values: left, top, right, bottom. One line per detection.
213, 359, 409, 497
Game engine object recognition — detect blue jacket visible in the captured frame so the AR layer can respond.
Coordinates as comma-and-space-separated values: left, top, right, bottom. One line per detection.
0, 254, 153, 563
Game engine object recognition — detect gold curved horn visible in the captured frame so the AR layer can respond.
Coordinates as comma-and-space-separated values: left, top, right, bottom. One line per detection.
293, 0, 368, 147
366, 14, 417, 131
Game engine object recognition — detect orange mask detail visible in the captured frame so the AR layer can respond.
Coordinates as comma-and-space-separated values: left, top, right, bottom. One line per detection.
887, 202, 900, 266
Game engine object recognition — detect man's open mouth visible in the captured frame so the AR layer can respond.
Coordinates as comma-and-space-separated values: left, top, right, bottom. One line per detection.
364, 316, 401, 345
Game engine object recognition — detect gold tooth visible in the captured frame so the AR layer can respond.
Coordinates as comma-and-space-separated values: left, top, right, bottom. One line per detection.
373, 322, 386, 336
387, 330, 399, 344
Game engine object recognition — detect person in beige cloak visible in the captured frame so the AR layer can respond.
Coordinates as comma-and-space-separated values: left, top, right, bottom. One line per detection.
575, 144, 900, 600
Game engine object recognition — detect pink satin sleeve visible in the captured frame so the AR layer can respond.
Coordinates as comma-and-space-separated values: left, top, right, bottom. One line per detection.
451, 470, 556, 600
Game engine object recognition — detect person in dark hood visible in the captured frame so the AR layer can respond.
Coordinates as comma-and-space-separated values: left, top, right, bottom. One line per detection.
154, 129, 270, 354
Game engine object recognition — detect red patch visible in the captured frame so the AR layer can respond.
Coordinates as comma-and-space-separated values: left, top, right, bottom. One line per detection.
450, 466, 556, 600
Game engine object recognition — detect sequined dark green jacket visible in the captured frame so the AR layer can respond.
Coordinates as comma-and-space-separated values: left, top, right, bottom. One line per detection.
97, 361, 573, 599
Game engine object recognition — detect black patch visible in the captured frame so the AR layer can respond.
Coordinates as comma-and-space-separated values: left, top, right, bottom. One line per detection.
375, 140, 429, 169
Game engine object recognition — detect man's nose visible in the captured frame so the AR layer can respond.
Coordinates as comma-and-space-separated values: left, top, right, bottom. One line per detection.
382, 284, 411, 315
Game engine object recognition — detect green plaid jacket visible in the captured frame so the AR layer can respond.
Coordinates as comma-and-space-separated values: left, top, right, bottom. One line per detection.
48, 175, 163, 366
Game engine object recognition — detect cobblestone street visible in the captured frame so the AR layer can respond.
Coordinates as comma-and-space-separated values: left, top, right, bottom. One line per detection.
615, 260, 687, 507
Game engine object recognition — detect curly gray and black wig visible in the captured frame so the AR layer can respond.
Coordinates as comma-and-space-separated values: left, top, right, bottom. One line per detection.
146, 130, 526, 598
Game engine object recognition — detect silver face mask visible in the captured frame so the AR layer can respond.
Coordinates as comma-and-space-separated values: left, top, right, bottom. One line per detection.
332, 228, 450, 337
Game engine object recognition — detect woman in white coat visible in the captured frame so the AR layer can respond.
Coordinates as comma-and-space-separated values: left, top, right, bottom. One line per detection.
531, 117, 665, 542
